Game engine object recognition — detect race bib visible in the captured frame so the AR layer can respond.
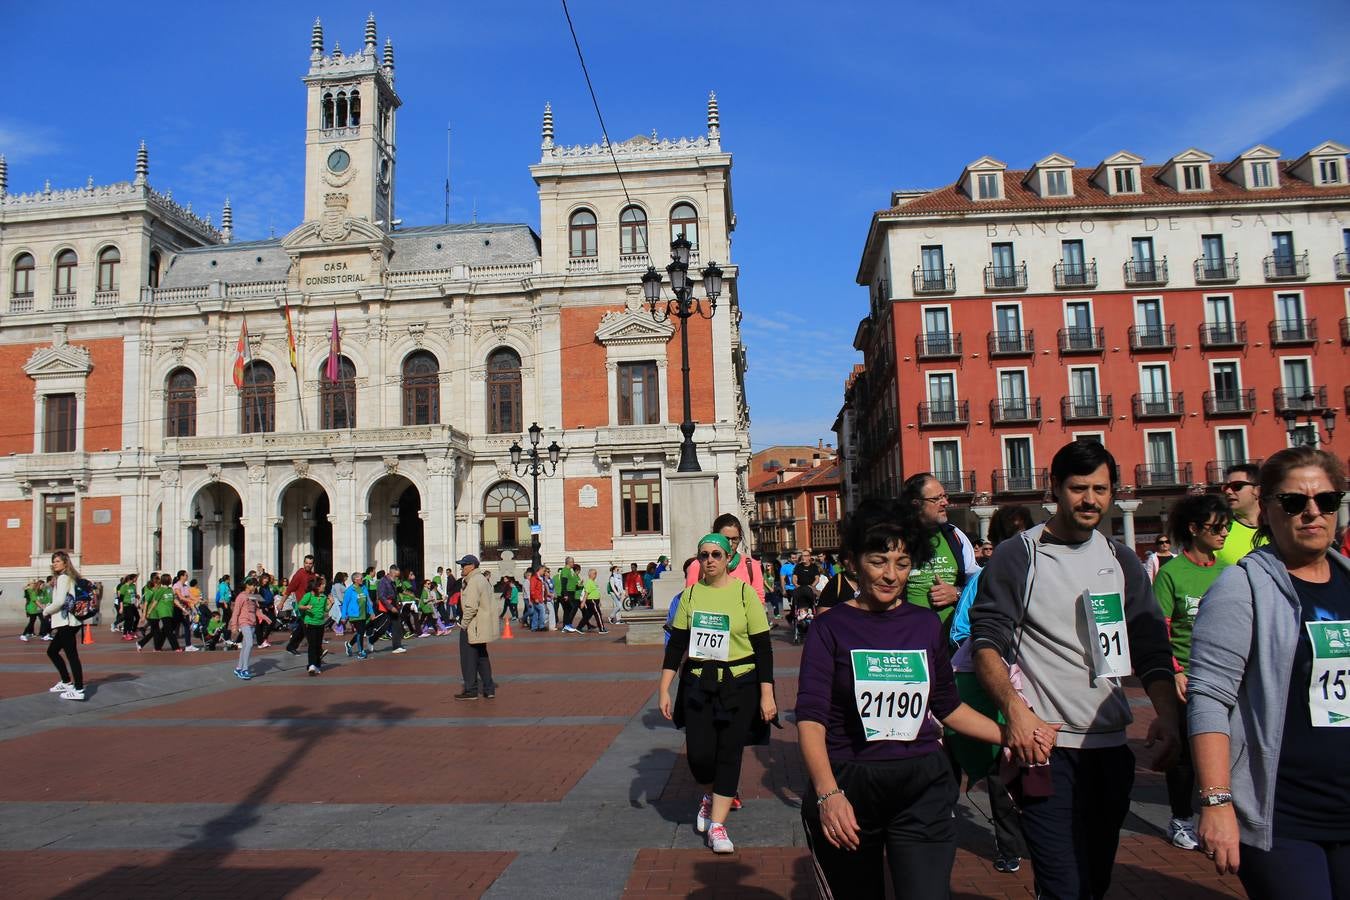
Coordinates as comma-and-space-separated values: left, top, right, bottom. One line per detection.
689, 610, 731, 661
1182, 595, 1202, 619
1307, 620, 1350, 727
1084, 590, 1132, 679
851, 649, 930, 742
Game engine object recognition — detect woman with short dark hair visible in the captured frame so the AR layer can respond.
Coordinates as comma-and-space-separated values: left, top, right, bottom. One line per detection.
1188, 447, 1350, 898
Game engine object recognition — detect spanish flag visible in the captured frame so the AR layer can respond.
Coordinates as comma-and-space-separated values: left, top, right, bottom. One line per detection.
283, 300, 299, 372
232, 318, 250, 389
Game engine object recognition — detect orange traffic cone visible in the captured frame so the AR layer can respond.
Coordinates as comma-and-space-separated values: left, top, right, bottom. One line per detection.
501, 618, 514, 640
82, 623, 95, 645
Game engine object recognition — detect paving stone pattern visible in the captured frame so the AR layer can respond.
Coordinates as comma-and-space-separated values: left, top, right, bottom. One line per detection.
0, 625, 1245, 898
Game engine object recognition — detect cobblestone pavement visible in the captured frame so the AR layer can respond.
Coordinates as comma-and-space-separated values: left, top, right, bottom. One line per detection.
0, 624, 1243, 898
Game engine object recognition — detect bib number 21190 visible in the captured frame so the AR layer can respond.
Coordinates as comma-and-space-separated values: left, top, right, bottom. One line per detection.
851, 649, 930, 742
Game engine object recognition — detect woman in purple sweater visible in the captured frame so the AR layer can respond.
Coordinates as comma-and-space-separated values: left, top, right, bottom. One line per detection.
796, 499, 1048, 899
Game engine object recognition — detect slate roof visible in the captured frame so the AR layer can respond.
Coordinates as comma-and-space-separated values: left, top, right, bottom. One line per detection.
159, 222, 540, 288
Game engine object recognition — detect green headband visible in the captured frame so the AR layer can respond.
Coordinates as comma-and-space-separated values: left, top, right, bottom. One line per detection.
698, 533, 741, 571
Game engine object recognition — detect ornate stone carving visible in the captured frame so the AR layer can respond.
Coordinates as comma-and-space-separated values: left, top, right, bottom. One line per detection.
491, 318, 510, 335
159, 467, 180, 488
320, 192, 354, 242
595, 308, 674, 346
206, 464, 222, 482
408, 322, 427, 346
334, 458, 356, 480
292, 459, 311, 479
382, 456, 399, 476
426, 455, 450, 475
247, 464, 266, 484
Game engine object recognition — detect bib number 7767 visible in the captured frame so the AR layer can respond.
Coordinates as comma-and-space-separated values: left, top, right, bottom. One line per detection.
689, 610, 731, 662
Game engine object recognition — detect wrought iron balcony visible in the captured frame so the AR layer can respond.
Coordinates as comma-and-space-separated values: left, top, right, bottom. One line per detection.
1135, 462, 1193, 489
1203, 389, 1256, 416
810, 521, 841, 551
984, 263, 1028, 291
1124, 258, 1168, 286
1269, 318, 1317, 345
1053, 260, 1097, 289
916, 332, 963, 359
934, 470, 977, 497
1336, 252, 1350, 279
480, 540, 526, 562
913, 266, 956, 294
1058, 326, 1104, 354
1198, 321, 1247, 349
1061, 394, 1113, 421
1128, 323, 1176, 351
1263, 252, 1309, 280
987, 329, 1034, 356
1194, 256, 1239, 283
1273, 386, 1329, 413
992, 468, 1048, 495
918, 400, 969, 427
990, 397, 1042, 424
1133, 392, 1184, 418
1205, 459, 1264, 485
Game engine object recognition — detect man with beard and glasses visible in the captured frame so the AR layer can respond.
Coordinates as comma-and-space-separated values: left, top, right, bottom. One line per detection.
970, 439, 1180, 900
1215, 462, 1261, 566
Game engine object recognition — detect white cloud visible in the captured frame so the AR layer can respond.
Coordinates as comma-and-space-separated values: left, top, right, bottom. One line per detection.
0, 122, 61, 164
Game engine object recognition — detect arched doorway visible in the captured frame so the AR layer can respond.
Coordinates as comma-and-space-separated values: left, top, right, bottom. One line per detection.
278, 478, 331, 579
189, 483, 245, 589
482, 481, 529, 561
367, 475, 423, 581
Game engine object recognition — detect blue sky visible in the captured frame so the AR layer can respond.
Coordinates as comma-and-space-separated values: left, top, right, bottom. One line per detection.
6, 1, 1349, 449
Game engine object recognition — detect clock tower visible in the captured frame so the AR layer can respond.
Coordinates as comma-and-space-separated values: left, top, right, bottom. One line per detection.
302, 14, 399, 230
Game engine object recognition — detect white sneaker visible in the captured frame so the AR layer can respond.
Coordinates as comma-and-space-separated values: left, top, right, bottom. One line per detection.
707, 822, 734, 854
20, 634, 30, 642
391, 647, 408, 654
60, 688, 86, 701
42, 635, 53, 641
184, 645, 201, 652
49, 681, 73, 693
695, 794, 712, 834
1169, 817, 1200, 851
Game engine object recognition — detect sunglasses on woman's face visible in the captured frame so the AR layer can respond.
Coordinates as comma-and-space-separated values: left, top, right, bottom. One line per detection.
1272, 491, 1345, 516
1198, 520, 1231, 535
697, 550, 726, 561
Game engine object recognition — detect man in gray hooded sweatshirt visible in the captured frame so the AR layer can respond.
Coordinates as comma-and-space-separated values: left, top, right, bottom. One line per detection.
971, 438, 1180, 900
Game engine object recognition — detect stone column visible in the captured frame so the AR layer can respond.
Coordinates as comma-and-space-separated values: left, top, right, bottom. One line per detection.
159, 466, 184, 570
244, 464, 270, 572
425, 453, 454, 569
333, 457, 357, 570
971, 504, 997, 540
1116, 499, 1142, 550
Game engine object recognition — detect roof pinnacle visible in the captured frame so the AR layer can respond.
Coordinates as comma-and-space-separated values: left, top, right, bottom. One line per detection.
707, 91, 720, 142
221, 198, 233, 244
382, 36, 395, 70
0, 154, 7, 198
541, 102, 554, 150
135, 141, 149, 184
365, 12, 378, 53
311, 17, 323, 56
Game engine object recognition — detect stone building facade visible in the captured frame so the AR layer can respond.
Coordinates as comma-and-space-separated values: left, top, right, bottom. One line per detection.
0, 15, 752, 592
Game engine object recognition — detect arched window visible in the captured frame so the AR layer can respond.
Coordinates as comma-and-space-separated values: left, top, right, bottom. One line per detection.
239, 361, 276, 434
148, 250, 161, 288
486, 348, 522, 434
482, 481, 531, 558
349, 89, 361, 126
11, 253, 34, 297
97, 247, 120, 292
569, 209, 597, 258
165, 368, 197, 438
335, 91, 348, 128
670, 203, 699, 249
620, 206, 648, 256
319, 356, 357, 430
322, 92, 335, 129
54, 250, 78, 296
401, 351, 440, 425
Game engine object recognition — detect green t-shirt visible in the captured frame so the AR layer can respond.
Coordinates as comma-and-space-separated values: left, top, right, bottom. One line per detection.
1153, 553, 1228, 672
417, 590, 434, 615
583, 579, 601, 600
558, 567, 580, 594
206, 618, 224, 636
1214, 518, 1258, 567
905, 532, 960, 621
674, 580, 770, 679
24, 588, 41, 616
299, 591, 329, 626
150, 586, 175, 620
117, 583, 136, 607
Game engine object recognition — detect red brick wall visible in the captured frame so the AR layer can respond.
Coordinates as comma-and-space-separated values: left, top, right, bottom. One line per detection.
0, 500, 32, 566
0, 337, 124, 455
563, 477, 613, 551
80, 497, 120, 565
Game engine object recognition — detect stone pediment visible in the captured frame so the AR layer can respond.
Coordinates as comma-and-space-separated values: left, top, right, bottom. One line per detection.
595, 309, 675, 346
281, 216, 388, 251
24, 328, 92, 379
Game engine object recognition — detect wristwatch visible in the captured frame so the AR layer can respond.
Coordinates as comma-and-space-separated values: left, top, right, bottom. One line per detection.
1198, 791, 1233, 807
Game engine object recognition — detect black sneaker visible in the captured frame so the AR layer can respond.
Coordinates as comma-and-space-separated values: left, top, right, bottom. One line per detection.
484, 691, 496, 699
994, 855, 1021, 874
454, 691, 479, 701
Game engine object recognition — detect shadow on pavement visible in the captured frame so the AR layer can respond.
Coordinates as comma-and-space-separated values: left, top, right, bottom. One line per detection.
49, 697, 414, 899
684, 856, 816, 899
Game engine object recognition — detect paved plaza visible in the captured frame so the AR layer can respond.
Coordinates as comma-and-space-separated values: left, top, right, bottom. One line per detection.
0, 624, 1242, 899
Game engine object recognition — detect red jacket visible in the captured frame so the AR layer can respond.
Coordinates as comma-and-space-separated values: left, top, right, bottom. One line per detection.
623, 571, 644, 596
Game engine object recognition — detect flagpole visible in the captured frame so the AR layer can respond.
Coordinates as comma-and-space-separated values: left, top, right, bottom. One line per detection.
286, 298, 306, 432
333, 302, 350, 430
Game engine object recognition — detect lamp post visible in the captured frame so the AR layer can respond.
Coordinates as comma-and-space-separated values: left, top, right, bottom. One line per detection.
509, 421, 562, 570
1281, 392, 1337, 447
641, 236, 723, 472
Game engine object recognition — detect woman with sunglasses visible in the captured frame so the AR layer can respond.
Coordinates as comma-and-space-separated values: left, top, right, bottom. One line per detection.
1152, 492, 1232, 854
1188, 447, 1350, 899
660, 532, 777, 855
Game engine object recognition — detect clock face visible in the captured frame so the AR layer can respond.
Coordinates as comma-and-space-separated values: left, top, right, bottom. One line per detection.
327, 149, 351, 174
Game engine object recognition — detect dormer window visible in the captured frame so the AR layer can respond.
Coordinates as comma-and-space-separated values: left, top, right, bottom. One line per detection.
1182, 164, 1205, 190
1320, 158, 1342, 184
1114, 167, 1136, 193
1093, 151, 1144, 195
1046, 170, 1069, 196
1285, 141, 1346, 187
961, 157, 1008, 202
977, 173, 1001, 200
1251, 161, 1273, 188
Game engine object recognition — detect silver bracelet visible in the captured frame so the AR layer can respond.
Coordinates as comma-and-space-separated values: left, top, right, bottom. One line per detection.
817, 787, 844, 806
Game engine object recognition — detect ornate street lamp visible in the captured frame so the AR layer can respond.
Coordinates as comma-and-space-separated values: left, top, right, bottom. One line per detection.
1281, 391, 1337, 447
509, 421, 562, 569
641, 235, 723, 472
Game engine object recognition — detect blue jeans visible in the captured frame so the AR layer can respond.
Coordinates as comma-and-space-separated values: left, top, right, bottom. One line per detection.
528, 602, 546, 631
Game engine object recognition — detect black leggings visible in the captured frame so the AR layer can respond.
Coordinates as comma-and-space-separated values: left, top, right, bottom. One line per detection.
122, 605, 140, 636
804, 753, 958, 900
23, 614, 48, 637
139, 617, 178, 651
1239, 835, 1350, 900
682, 676, 759, 798
1165, 700, 1194, 820
47, 625, 84, 690
306, 624, 325, 668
